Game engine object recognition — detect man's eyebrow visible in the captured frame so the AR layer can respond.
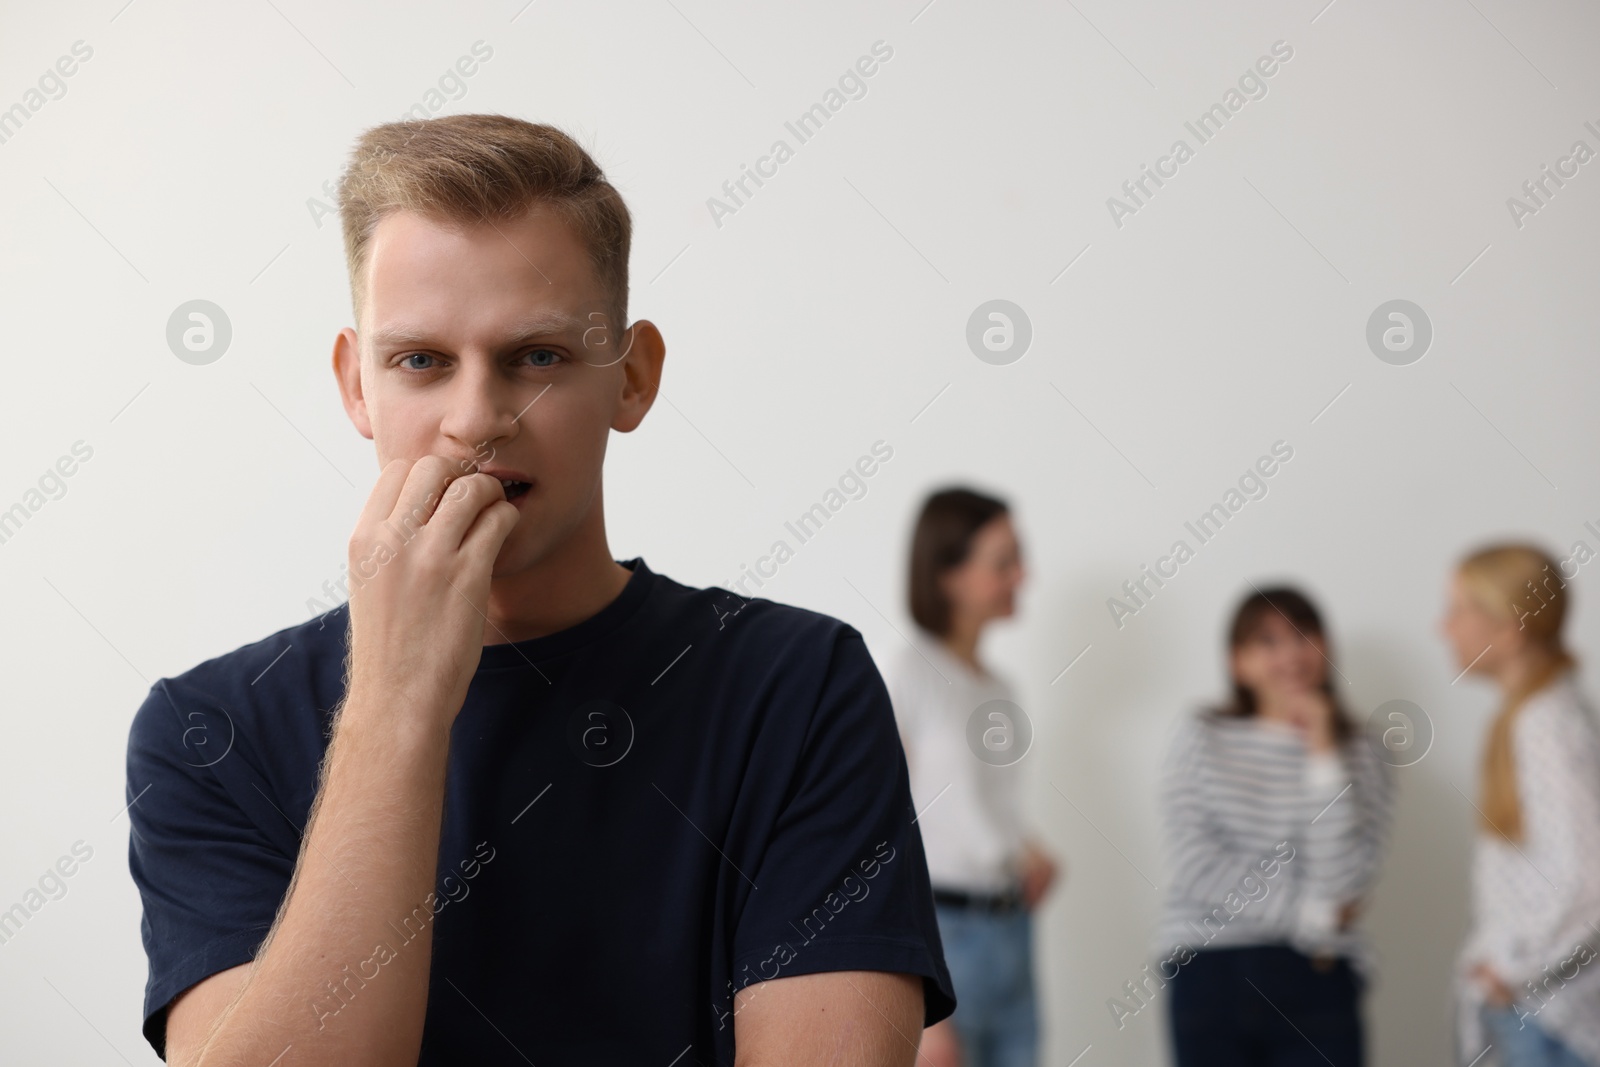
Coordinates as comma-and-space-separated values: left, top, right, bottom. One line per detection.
369, 313, 589, 348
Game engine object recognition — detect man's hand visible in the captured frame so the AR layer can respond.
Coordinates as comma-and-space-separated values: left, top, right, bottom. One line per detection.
165, 456, 518, 1067
346, 455, 519, 722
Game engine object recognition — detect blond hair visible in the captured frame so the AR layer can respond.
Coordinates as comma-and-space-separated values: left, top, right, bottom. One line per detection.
335, 114, 631, 328
1458, 543, 1575, 841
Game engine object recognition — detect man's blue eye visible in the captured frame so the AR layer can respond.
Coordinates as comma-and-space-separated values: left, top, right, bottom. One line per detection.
526, 349, 560, 367
403, 353, 434, 370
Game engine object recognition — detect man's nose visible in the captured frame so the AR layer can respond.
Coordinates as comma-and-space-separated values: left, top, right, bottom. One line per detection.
440, 361, 520, 449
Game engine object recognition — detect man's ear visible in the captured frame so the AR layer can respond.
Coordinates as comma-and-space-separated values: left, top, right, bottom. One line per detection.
333, 327, 374, 440
612, 319, 665, 433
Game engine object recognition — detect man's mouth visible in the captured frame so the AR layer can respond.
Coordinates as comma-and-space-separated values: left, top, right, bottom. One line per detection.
498, 478, 532, 502
474, 465, 534, 505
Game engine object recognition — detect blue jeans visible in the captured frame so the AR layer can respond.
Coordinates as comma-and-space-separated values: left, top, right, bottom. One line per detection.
933, 903, 1038, 1067
1481, 1006, 1591, 1067
1168, 945, 1364, 1066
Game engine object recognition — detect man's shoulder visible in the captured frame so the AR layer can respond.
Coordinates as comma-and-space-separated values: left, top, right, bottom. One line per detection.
130, 605, 348, 741
168, 603, 346, 694
651, 570, 865, 662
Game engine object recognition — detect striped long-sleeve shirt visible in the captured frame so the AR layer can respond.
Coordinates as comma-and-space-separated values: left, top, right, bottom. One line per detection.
1156, 709, 1395, 976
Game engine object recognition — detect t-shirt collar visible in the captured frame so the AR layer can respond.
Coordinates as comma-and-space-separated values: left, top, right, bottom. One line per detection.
475, 556, 655, 670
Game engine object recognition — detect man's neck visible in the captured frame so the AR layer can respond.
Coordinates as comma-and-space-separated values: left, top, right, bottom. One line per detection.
483, 541, 633, 646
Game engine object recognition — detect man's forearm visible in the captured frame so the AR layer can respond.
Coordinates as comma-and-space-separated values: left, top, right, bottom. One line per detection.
191, 693, 452, 1067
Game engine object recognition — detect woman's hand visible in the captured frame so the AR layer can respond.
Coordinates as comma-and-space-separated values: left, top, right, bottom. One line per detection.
1471, 961, 1514, 1006
1284, 689, 1338, 754
1019, 840, 1059, 910
919, 1019, 962, 1067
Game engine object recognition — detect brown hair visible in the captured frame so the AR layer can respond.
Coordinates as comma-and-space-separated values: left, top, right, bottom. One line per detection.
1459, 543, 1575, 842
335, 114, 632, 329
1212, 585, 1355, 743
907, 487, 1009, 637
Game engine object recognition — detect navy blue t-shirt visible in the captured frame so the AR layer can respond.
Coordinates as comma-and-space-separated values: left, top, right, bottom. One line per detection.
126, 557, 955, 1064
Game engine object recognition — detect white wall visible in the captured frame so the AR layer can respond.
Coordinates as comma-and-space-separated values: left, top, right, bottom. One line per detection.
3, 0, 1597, 1063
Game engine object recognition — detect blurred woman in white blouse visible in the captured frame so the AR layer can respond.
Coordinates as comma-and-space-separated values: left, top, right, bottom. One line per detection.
1444, 543, 1600, 1067
883, 487, 1058, 1067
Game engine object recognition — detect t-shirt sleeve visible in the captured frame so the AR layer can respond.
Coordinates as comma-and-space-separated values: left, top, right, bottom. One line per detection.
125, 678, 298, 1059
731, 627, 957, 1027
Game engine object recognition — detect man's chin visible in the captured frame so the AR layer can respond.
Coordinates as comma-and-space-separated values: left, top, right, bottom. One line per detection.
489, 532, 538, 580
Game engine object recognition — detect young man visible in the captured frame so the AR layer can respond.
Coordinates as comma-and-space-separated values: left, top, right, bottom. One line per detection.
125, 114, 955, 1066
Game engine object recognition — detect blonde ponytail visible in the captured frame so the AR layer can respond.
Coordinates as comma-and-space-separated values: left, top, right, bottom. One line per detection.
1458, 544, 1576, 842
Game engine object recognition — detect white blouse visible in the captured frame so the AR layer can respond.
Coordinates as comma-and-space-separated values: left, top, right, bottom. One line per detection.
1455, 672, 1600, 1066
881, 631, 1031, 894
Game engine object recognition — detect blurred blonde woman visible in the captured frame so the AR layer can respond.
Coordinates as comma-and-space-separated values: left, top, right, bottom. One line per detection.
1445, 544, 1600, 1067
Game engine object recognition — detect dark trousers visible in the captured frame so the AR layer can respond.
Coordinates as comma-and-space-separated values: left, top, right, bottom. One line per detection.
1168, 945, 1364, 1067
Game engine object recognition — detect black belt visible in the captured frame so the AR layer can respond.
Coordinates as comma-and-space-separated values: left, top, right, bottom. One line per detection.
932, 886, 1024, 914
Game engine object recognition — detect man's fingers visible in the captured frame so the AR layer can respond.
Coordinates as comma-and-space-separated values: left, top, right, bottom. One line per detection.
429, 474, 508, 551
459, 498, 520, 564
386, 455, 472, 537
355, 455, 509, 566
358, 458, 415, 530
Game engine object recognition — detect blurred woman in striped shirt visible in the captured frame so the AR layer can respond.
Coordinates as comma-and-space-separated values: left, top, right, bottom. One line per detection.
1158, 586, 1394, 1067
